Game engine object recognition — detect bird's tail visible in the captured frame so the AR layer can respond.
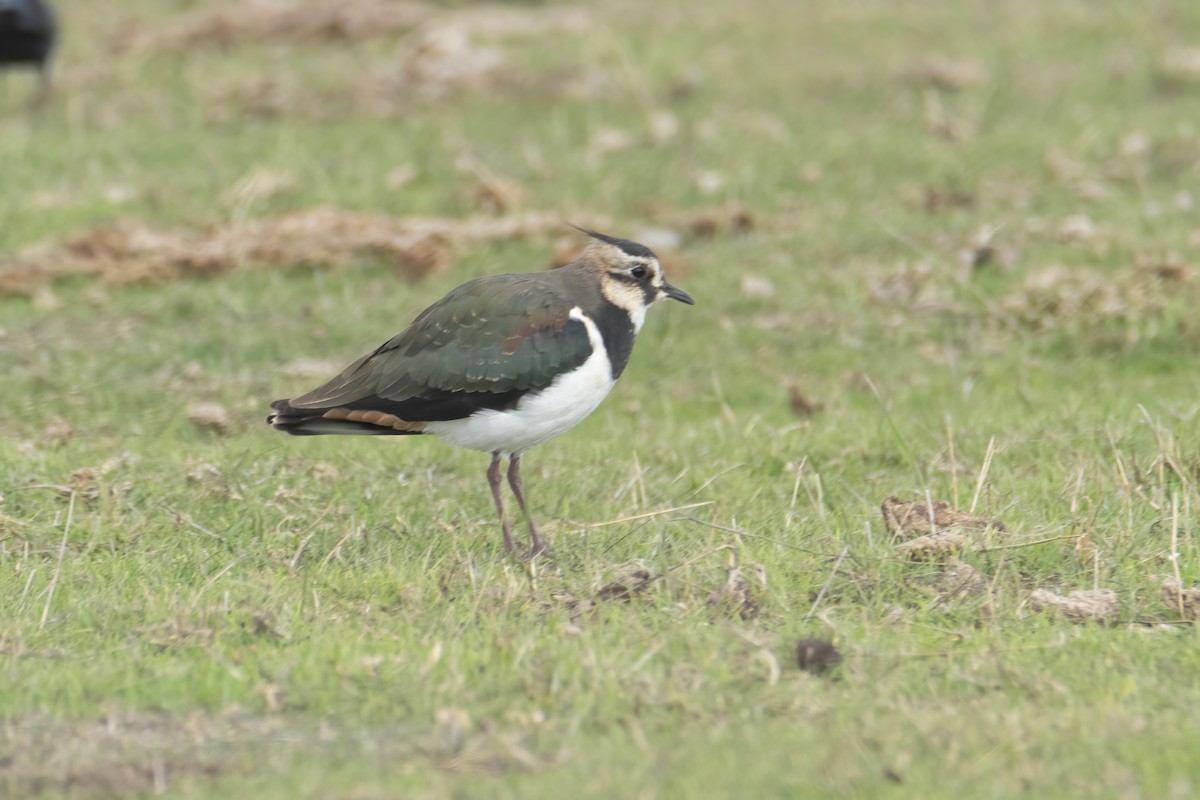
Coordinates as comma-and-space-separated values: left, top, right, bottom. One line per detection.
267, 400, 425, 437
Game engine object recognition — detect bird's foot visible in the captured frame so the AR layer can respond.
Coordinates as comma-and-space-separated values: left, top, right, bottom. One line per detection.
499, 536, 551, 562
528, 534, 551, 559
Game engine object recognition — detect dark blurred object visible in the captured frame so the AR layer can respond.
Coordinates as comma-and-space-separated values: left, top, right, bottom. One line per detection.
0, 0, 56, 92
795, 637, 842, 676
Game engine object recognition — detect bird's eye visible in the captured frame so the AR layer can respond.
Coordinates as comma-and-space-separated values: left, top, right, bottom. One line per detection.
630, 265, 648, 279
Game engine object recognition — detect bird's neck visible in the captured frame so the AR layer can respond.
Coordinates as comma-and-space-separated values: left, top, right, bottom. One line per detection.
588, 300, 638, 380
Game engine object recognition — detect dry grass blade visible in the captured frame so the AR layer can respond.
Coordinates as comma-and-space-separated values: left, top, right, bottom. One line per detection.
40, 492, 76, 629
969, 436, 995, 514
805, 546, 848, 621
581, 501, 713, 529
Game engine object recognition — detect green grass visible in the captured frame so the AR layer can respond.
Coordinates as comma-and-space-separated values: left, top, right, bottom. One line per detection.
3, 0, 1200, 796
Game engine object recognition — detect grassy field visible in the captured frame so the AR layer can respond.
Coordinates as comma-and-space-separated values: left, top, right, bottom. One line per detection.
3, 0, 1200, 796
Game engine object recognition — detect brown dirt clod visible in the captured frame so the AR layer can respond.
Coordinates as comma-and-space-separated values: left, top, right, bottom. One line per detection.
896, 531, 968, 560
654, 206, 756, 240
464, 177, 528, 216
939, 556, 988, 598
786, 383, 821, 418
187, 402, 234, 436
1028, 588, 1120, 625
70, 467, 100, 497
1158, 48, 1200, 84
881, 496, 1005, 541
910, 57, 988, 91
705, 579, 760, 620
112, 0, 437, 53
924, 186, 975, 213
795, 638, 842, 675
0, 210, 570, 298
1001, 265, 1170, 331
42, 417, 75, 445
594, 569, 653, 603
1160, 578, 1200, 621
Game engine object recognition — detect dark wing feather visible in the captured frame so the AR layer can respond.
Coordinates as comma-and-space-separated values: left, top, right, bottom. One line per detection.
278, 274, 593, 423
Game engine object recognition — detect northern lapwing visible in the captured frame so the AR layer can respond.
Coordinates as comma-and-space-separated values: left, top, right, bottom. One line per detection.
268, 229, 693, 555
0, 0, 56, 93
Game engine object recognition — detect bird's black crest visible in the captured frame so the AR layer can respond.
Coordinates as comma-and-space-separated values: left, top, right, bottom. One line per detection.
570, 226, 656, 259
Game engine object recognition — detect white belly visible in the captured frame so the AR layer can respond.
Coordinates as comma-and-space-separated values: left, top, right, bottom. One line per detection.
424, 309, 617, 455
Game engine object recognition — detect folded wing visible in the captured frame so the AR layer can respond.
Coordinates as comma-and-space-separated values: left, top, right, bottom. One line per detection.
269, 275, 593, 435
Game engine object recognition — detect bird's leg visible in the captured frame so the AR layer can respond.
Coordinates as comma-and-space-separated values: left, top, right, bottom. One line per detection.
487, 451, 514, 553
506, 453, 545, 555
37, 64, 52, 103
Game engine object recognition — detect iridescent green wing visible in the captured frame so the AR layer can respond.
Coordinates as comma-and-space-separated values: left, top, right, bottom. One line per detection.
286, 275, 593, 419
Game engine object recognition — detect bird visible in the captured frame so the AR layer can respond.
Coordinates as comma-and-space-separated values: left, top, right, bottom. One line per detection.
268, 228, 694, 555
0, 0, 56, 93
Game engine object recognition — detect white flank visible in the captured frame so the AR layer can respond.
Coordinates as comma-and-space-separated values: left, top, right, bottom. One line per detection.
424, 308, 616, 454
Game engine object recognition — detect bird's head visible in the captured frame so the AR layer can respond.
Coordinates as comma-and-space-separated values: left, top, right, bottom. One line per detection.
572, 227, 694, 317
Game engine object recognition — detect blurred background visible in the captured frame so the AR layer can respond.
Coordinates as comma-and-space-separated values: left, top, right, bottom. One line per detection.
4, 0, 1200, 424
2, 1, 1200, 797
